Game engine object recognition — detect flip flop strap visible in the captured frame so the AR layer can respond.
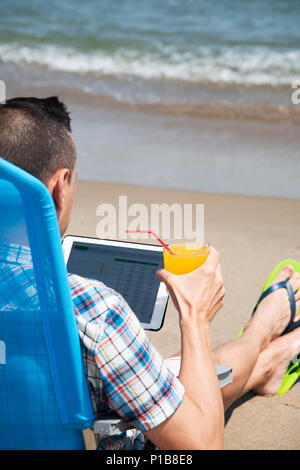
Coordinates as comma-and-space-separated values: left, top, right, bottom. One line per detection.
289, 363, 300, 375
252, 280, 296, 336
283, 318, 300, 335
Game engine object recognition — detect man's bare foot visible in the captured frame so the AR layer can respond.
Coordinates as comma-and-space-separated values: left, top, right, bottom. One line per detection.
245, 266, 300, 347
253, 327, 300, 396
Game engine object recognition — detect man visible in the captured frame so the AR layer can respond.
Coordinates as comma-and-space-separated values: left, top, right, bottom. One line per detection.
0, 97, 299, 450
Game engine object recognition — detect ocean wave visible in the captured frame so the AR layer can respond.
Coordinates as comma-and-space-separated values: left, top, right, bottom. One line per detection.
0, 42, 300, 86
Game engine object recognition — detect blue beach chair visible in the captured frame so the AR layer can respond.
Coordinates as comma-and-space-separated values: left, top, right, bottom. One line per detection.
0, 158, 129, 450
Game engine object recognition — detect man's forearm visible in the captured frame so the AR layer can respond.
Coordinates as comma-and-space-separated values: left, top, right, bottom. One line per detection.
178, 318, 224, 448
150, 250, 226, 449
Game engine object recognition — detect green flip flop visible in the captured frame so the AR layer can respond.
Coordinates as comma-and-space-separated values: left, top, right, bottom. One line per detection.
237, 259, 300, 396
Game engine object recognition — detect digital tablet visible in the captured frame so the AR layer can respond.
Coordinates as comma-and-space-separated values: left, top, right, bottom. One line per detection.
63, 235, 169, 331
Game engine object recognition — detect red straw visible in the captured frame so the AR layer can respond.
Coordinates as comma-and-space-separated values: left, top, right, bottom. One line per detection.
125, 230, 176, 254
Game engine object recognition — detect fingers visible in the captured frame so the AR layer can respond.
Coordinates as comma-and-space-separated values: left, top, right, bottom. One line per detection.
156, 268, 179, 294
156, 246, 224, 323
208, 297, 225, 321
216, 263, 225, 289
157, 246, 220, 279
208, 266, 225, 320
203, 246, 220, 272
157, 247, 223, 292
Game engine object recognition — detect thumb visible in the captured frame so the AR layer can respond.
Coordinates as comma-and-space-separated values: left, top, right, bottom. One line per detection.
156, 268, 173, 285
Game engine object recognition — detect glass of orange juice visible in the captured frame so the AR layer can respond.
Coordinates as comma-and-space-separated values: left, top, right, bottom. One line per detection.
163, 239, 210, 275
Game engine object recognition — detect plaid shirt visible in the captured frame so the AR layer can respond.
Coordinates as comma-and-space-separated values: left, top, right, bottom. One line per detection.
1, 243, 185, 450
69, 273, 185, 449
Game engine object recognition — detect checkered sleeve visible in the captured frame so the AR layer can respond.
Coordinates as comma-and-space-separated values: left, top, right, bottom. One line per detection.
69, 274, 185, 432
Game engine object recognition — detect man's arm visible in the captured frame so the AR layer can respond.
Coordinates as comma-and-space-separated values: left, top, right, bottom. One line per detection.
145, 247, 225, 450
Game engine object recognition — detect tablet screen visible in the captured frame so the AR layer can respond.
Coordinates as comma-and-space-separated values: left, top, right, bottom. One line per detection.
66, 240, 165, 326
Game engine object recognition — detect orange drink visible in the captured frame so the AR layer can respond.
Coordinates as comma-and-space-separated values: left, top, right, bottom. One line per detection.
163, 240, 210, 275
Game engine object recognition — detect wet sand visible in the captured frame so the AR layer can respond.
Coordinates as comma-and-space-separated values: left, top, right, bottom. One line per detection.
66, 180, 300, 450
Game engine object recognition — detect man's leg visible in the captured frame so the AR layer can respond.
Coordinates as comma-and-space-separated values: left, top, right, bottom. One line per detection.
213, 324, 300, 410
167, 266, 300, 411
212, 265, 300, 410
240, 326, 300, 397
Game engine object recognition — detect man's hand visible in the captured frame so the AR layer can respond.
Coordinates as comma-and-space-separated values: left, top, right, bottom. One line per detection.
145, 247, 225, 449
156, 246, 225, 324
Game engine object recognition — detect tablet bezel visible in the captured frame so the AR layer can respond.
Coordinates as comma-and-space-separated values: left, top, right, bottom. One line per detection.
62, 235, 169, 331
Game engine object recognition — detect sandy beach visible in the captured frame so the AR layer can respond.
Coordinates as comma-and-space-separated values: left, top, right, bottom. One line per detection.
66, 180, 300, 450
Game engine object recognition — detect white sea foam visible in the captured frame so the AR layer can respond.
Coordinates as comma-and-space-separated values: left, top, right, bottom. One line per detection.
0, 42, 299, 86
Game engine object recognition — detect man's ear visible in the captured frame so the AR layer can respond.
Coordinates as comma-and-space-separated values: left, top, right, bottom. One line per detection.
47, 168, 70, 221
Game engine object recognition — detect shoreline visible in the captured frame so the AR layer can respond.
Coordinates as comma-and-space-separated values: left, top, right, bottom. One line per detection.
76, 178, 300, 202
69, 103, 300, 200
2, 62, 299, 121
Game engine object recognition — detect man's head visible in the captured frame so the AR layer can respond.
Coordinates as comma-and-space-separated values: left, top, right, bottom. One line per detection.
0, 96, 77, 235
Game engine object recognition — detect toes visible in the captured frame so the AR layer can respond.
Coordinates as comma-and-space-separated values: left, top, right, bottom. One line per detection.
289, 271, 300, 293
273, 265, 294, 285
296, 298, 300, 316
290, 274, 300, 317
273, 265, 300, 294
295, 285, 300, 301
295, 284, 300, 313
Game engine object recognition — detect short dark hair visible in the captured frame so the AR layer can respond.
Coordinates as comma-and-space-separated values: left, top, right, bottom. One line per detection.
0, 96, 76, 184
